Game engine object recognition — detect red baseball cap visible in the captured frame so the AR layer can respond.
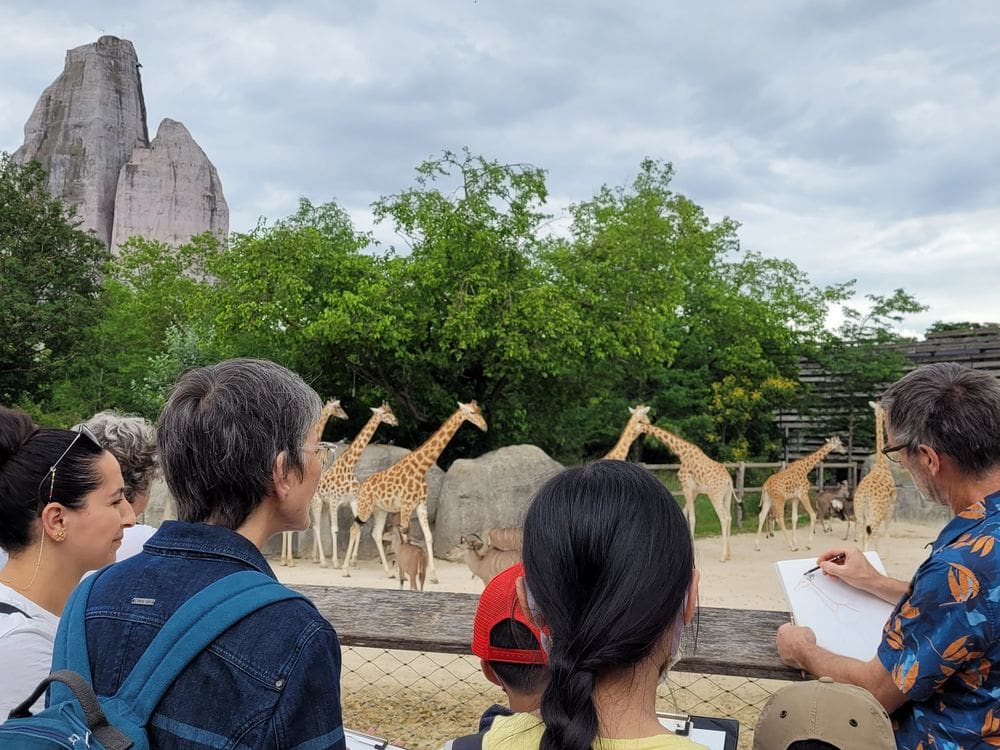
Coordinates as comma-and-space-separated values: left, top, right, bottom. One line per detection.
471, 562, 547, 665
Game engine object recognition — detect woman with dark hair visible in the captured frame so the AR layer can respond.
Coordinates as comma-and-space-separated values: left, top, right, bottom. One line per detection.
479, 460, 705, 750
0, 406, 136, 716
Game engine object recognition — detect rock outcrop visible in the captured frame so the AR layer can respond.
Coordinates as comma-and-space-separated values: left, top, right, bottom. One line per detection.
12, 36, 227, 251
433, 445, 563, 557
13, 36, 148, 247
111, 118, 228, 250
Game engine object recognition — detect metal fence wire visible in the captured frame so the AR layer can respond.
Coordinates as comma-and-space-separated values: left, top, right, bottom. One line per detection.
340, 646, 792, 750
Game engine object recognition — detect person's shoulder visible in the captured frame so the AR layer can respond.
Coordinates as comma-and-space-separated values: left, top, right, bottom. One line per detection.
481, 713, 544, 749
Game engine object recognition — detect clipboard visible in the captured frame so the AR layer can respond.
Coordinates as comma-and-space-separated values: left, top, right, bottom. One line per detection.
658, 711, 740, 750
345, 728, 407, 750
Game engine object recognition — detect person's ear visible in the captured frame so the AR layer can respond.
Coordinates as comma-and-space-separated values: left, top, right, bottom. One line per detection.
480, 659, 502, 688
515, 575, 545, 631
917, 444, 942, 476
271, 451, 291, 500
40, 503, 68, 541
684, 569, 700, 626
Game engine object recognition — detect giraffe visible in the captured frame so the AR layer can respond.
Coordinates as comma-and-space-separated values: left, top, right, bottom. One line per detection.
856, 400, 897, 551
279, 398, 349, 566
639, 422, 737, 562
754, 436, 845, 552
604, 405, 652, 460
343, 401, 488, 583
309, 402, 398, 568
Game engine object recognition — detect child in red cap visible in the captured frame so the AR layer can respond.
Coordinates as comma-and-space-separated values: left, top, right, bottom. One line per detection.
444, 562, 548, 749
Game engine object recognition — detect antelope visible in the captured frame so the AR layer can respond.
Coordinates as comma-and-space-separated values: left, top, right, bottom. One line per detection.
487, 527, 522, 552
815, 481, 851, 533
384, 525, 427, 592
453, 534, 520, 586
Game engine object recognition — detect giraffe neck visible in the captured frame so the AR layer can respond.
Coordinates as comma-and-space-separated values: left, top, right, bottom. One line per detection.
337, 413, 383, 473
873, 406, 889, 468
794, 443, 835, 475
608, 419, 642, 458
404, 409, 466, 475
643, 424, 699, 462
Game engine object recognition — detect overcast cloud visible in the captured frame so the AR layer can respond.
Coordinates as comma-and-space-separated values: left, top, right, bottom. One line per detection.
2, 0, 998, 335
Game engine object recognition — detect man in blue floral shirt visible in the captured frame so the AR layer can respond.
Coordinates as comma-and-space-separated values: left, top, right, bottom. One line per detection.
777, 362, 1000, 750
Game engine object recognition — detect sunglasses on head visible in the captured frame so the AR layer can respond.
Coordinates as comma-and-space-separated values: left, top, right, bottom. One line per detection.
42, 425, 103, 502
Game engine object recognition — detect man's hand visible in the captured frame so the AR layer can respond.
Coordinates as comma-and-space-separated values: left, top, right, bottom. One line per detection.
776, 622, 816, 670
816, 546, 908, 603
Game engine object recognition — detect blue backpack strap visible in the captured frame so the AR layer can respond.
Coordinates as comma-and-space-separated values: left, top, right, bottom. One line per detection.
48, 568, 107, 705
114, 570, 304, 724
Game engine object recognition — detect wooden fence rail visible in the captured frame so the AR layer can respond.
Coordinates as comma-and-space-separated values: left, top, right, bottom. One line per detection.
291, 584, 803, 682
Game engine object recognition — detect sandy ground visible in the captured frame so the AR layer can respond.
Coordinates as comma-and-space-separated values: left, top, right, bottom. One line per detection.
269, 518, 944, 610
267, 520, 945, 750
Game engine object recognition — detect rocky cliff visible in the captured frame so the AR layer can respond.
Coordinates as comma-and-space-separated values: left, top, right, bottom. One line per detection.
111, 119, 228, 249
12, 36, 227, 251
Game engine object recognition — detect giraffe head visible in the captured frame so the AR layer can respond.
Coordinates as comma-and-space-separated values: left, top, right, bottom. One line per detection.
458, 401, 488, 432
324, 398, 349, 421
825, 435, 846, 454
372, 402, 398, 426
629, 404, 652, 427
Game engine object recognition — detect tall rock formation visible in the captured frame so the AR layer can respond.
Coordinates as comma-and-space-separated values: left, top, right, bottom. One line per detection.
111, 119, 229, 250
12, 36, 148, 248
13, 36, 228, 251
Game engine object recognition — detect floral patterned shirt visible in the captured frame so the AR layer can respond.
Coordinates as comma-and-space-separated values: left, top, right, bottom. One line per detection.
878, 490, 1000, 750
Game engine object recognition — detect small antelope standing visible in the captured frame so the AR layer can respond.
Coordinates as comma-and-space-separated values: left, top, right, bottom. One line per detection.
455, 534, 520, 585
385, 525, 427, 591
815, 480, 851, 533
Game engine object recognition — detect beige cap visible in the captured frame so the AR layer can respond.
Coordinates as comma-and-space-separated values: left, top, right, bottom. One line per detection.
753, 677, 894, 750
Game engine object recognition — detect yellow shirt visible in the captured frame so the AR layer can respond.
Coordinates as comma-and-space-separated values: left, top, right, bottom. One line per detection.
481, 713, 710, 750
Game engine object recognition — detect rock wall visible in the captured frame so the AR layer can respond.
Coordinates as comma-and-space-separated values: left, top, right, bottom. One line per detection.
111, 118, 229, 250
13, 36, 227, 251
13, 36, 148, 247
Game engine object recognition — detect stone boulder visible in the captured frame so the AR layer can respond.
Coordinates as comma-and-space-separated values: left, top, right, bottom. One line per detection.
13, 36, 148, 247
111, 118, 229, 250
141, 477, 176, 528
433, 445, 563, 558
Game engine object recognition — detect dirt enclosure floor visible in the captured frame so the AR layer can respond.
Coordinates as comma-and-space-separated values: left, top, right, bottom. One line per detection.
270, 519, 945, 749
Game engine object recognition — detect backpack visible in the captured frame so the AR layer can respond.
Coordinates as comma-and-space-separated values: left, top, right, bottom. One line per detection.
0, 569, 304, 749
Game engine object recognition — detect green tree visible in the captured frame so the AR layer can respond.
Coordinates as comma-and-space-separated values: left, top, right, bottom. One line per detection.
0, 155, 110, 405
808, 287, 927, 457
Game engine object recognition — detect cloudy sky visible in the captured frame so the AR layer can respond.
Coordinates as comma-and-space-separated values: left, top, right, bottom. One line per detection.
2, 1, 998, 336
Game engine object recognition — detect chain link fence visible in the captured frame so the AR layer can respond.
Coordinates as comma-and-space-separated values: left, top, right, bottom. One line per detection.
340, 646, 792, 750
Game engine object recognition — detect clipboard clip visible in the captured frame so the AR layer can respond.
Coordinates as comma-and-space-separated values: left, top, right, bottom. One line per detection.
656, 711, 691, 736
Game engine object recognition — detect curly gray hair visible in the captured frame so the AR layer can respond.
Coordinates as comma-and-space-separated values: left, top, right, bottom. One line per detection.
82, 411, 159, 498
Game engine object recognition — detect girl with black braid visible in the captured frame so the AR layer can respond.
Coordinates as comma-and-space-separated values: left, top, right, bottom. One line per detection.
481, 460, 705, 750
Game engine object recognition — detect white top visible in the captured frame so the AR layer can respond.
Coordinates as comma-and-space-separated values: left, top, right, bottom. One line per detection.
116, 524, 157, 562
0, 582, 60, 718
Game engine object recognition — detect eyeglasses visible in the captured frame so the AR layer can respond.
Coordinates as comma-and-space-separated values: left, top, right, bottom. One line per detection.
304, 442, 337, 469
882, 444, 907, 464
43, 425, 103, 502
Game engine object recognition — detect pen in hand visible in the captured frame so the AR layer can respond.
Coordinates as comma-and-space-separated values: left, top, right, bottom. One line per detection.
803, 552, 846, 578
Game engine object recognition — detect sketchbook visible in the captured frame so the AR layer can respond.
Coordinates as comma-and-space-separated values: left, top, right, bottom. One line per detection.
774, 552, 896, 662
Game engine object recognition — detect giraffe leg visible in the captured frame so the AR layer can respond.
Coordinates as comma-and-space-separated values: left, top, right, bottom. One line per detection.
342, 497, 363, 578
710, 488, 732, 562
681, 481, 697, 540
328, 496, 343, 569
755, 492, 773, 551
281, 531, 296, 567
370, 509, 394, 578
311, 495, 328, 568
799, 492, 817, 550
774, 498, 796, 551
414, 503, 439, 584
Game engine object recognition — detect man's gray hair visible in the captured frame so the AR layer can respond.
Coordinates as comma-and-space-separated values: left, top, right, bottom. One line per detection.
881, 362, 1000, 476
83, 411, 158, 498
158, 358, 323, 528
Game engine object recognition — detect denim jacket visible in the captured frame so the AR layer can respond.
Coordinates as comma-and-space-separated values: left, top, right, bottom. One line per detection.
81, 521, 346, 750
